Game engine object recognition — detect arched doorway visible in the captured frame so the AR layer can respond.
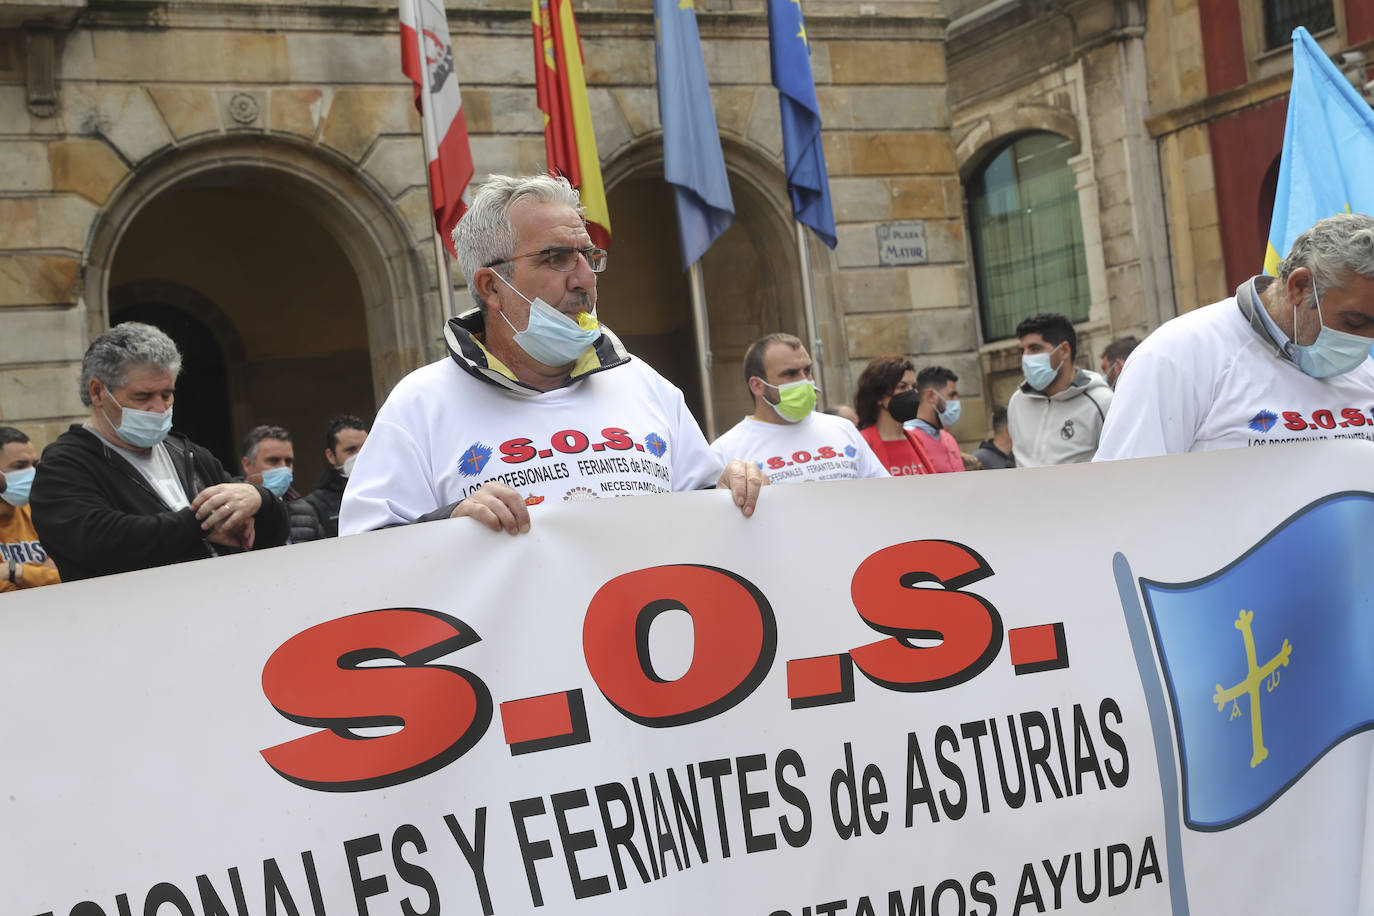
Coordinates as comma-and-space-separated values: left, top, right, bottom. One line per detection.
110, 298, 236, 469
106, 179, 375, 487
599, 143, 806, 436
86, 138, 430, 489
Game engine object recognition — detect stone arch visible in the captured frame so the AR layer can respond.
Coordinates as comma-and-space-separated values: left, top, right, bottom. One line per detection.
82, 134, 432, 405
597, 132, 821, 434
108, 279, 250, 458
955, 104, 1082, 182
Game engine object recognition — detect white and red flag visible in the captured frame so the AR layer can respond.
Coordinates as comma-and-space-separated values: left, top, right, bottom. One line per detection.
400, 0, 474, 256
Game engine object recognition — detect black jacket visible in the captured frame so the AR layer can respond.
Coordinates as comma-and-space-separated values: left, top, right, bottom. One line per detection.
973, 439, 1016, 470
30, 425, 289, 581
302, 466, 347, 538
287, 494, 324, 543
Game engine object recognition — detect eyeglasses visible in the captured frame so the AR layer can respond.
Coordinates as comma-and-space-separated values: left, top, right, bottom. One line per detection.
486, 246, 608, 273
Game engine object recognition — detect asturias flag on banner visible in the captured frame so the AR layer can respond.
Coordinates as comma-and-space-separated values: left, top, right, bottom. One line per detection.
1138, 492, 1374, 830
767, 0, 836, 249
401, 0, 475, 257
654, 0, 735, 270
1264, 26, 1374, 275
533, 0, 611, 249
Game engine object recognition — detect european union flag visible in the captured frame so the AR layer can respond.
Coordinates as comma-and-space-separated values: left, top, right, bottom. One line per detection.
654, 0, 735, 270
767, 0, 836, 248
1139, 492, 1374, 830
1263, 27, 1374, 275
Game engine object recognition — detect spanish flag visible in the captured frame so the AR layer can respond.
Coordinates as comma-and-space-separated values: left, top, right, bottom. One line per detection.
533, 0, 611, 249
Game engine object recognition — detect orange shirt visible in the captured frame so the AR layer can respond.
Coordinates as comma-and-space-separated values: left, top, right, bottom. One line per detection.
0, 504, 61, 592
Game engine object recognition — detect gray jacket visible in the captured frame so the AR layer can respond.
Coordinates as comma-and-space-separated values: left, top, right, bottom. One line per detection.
1007, 369, 1113, 467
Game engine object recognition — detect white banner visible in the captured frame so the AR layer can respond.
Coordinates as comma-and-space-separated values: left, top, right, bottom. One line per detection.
6, 440, 1374, 915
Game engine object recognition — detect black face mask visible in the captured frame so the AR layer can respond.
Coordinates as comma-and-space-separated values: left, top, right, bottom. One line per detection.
886, 389, 922, 423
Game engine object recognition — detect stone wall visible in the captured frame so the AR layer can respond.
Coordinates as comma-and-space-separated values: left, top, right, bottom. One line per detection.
0, 0, 966, 450
946, 0, 1176, 423
1143, 0, 1227, 314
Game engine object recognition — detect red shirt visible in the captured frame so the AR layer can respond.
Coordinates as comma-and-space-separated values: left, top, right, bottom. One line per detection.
859, 426, 935, 477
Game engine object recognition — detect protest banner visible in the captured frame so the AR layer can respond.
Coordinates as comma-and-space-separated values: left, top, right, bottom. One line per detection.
5, 439, 1373, 915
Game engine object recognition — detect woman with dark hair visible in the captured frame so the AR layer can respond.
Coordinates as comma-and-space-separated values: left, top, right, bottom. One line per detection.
853, 355, 935, 476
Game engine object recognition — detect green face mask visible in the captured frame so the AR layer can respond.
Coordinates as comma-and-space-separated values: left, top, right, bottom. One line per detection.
760, 378, 818, 423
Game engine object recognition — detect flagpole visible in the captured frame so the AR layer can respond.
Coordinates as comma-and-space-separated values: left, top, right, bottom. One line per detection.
415, 138, 457, 338
794, 220, 825, 396
687, 260, 717, 440
430, 229, 457, 325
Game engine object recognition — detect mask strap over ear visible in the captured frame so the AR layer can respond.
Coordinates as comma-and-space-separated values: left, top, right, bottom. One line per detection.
490, 266, 534, 306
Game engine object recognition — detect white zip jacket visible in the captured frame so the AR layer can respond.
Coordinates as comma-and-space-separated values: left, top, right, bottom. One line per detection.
1007, 369, 1114, 467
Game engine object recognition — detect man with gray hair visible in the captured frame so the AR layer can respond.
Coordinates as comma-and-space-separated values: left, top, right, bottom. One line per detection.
341, 174, 765, 535
30, 322, 289, 580
1096, 212, 1374, 459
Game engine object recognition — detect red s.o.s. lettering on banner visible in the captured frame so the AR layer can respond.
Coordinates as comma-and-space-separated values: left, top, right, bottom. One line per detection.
583, 565, 777, 727
260, 608, 492, 792
848, 540, 1003, 692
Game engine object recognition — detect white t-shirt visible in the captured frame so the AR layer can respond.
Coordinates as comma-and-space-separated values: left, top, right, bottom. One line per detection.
340, 357, 725, 533
86, 424, 190, 510
1095, 294, 1374, 459
710, 412, 889, 482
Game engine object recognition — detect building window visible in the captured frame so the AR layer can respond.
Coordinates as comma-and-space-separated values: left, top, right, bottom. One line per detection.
1264, 0, 1334, 50
969, 132, 1090, 343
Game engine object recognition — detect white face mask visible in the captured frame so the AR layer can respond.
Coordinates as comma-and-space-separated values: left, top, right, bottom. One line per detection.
491, 270, 600, 367
1292, 284, 1373, 378
936, 396, 961, 428
102, 394, 174, 448
340, 454, 358, 478
1021, 345, 1063, 391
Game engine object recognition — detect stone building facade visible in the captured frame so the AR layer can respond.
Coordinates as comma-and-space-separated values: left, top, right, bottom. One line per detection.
0, 0, 982, 482
944, 0, 1176, 417
942, 0, 1373, 427
1145, 0, 1372, 303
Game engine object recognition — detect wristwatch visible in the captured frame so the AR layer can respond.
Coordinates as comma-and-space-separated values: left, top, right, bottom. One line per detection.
6, 558, 16, 584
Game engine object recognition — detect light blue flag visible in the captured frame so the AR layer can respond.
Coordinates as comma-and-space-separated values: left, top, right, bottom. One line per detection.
1137, 492, 1374, 830
768, 0, 836, 248
1264, 27, 1374, 275
654, 0, 735, 270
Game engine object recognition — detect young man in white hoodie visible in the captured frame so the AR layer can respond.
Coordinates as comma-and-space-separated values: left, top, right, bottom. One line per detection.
1006, 312, 1113, 467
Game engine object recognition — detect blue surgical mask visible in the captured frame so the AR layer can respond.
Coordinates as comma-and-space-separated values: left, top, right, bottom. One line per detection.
1022, 348, 1061, 391
1292, 284, 1372, 378
103, 394, 173, 448
259, 466, 293, 498
492, 271, 600, 367
1, 466, 34, 508
937, 397, 961, 429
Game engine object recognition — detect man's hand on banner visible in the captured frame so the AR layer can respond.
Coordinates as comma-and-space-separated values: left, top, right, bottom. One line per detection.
450, 480, 532, 535
716, 457, 769, 517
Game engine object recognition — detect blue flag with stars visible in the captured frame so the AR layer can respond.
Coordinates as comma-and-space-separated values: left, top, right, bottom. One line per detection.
767, 0, 836, 248
1138, 492, 1374, 830
654, 0, 735, 270
1263, 27, 1374, 276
